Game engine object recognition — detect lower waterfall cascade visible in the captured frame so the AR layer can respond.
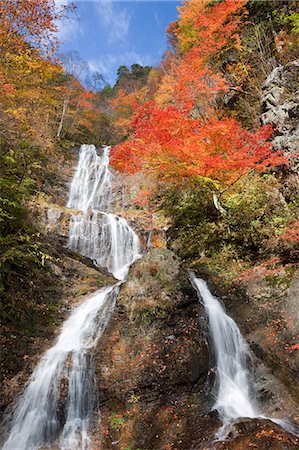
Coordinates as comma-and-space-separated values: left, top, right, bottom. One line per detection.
2, 145, 141, 450
190, 272, 299, 440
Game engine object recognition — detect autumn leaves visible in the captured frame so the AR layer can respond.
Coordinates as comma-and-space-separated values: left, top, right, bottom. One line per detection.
111, 0, 286, 186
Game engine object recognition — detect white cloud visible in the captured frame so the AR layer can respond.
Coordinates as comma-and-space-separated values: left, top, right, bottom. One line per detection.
96, 0, 131, 43
55, 0, 83, 43
58, 18, 83, 42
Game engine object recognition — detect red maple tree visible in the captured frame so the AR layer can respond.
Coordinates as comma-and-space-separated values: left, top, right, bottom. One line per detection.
111, 102, 286, 185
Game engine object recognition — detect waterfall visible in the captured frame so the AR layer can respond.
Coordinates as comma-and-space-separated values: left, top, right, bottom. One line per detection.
190, 273, 299, 440
2, 144, 141, 450
68, 212, 140, 281
67, 144, 112, 213
68, 145, 141, 280
146, 230, 153, 251
190, 275, 257, 433
2, 287, 117, 450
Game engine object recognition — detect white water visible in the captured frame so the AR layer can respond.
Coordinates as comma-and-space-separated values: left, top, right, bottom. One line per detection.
190, 273, 299, 439
190, 275, 257, 426
68, 145, 141, 280
2, 144, 141, 449
2, 286, 117, 450
67, 144, 112, 213
69, 211, 140, 281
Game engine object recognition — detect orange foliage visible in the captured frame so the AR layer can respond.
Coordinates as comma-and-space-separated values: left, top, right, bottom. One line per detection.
111, 69, 161, 133
287, 343, 299, 353
111, 102, 285, 184
174, 0, 247, 54
0, 0, 105, 144
157, 0, 247, 114
279, 220, 299, 243
111, 88, 148, 132
132, 189, 152, 207
156, 47, 228, 114
0, 0, 75, 55
76, 90, 94, 110
111, 0, 288, 188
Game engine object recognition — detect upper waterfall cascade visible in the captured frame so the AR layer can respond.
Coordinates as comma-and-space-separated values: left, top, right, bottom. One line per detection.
68, 144, 141, 280
2, 145, 141, 450
67, 144, 112, 213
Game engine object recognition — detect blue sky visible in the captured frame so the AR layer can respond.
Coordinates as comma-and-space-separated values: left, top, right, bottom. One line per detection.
58, 0, 180, 85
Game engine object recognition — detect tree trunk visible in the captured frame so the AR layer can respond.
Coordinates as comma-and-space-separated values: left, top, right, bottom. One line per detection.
57, 97, 69, 138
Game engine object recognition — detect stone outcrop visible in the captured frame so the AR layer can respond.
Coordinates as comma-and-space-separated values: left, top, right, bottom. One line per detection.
92, 249, 299, 449
260, 60, 299, 165
93, 248, 218, 449
215, 418, 299, 449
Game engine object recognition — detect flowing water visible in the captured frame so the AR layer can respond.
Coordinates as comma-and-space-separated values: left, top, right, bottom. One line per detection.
67, 144, 112, 213
190, 274, 257, 437
68, 145, 140, 280
190, 272, 299, 440
2, 144, 297, 449
2, 144, 141, 450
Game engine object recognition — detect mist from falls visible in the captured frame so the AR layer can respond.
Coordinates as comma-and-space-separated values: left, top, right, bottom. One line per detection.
2, 144, 141, 450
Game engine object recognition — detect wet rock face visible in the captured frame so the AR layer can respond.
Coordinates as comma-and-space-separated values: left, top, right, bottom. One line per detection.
260, 61, 299, 165
40, 206, 72, 245
93, 250, 299, 449
93, 248, 219, 449
215, 419, 299, 450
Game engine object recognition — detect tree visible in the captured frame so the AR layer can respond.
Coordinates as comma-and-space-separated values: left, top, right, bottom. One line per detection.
111, 101, 286, 185
56, 51, 88, 138
86, 71, 106, 93
114, 64, 151, 94
156, 0, 247, 116
0, 0, 75, 55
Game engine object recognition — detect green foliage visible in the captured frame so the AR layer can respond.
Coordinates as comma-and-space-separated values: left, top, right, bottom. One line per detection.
0, 151, 29, 236
156, 177, 221, 259
223, 175, 292, 255
0, 135, 61, 381
247, 0, 297, 21
0, 134, 53, 321
274, 11, 299, 35
0, 135, 39, 238
114, 63, 151, 94
158, 174, 298, 269
157, 176, 219, 229
110, 414, 125, 431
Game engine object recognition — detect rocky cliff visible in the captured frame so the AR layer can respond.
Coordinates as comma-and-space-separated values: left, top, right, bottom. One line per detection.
260, 60, 299, 165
